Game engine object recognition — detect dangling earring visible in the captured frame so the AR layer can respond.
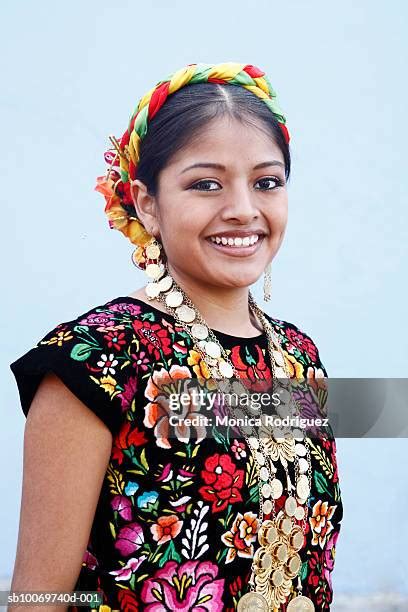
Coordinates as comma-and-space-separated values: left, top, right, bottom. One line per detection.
131, 237, 164, 281
263, 262, 272, 302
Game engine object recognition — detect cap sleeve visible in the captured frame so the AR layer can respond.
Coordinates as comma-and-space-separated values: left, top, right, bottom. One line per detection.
9, 311, 129, 436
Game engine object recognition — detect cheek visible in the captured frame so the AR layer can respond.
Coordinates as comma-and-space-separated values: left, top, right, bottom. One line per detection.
157, 208, 203, 257
264, 197, 288, 228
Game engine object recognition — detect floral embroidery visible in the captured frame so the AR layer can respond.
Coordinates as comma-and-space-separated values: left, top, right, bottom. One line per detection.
309, 499, 337, 548
140, 560, 225, 610
151, 515, 183, 545
199, 453, 245, 513
221, 512, 259, 563
10, 297, 343, 611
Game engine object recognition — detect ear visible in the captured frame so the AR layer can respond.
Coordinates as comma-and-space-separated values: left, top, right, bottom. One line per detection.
130, 179, 160, 238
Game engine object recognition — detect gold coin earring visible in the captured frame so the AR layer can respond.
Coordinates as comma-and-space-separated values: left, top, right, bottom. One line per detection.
138, 237, 167, 300
131, 236, 163, 274
263, 262, 272, 302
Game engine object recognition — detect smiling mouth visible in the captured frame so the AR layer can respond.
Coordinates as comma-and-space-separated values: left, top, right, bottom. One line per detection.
205, 232, 266, 256
208, 234, 262, 247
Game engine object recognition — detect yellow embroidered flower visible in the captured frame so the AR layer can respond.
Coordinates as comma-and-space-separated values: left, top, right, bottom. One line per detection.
187, 350, 212, 380
284, 353, 304, 378
98, 375, 118, 396
40, 330, 73, 347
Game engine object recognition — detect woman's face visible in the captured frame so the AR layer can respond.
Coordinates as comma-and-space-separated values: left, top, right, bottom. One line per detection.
132, 115, 288, 292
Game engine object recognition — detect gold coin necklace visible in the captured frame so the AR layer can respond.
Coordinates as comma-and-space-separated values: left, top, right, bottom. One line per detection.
144, 264, 315, 611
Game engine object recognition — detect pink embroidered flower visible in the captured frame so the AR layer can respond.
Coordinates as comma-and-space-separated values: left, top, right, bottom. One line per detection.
285, 328, 318, 362
231, 440, 247, 460
109, 555, 147, 581
109, 302, 142, 317
111, 495, 133, 521
131, 350, 150, 372
117, 376, 138, 412
82, 549, 99, 571
114, 522, 144, 556
141, 560, 224, 611
78, 312, 115, 326
323, 530, 339, 590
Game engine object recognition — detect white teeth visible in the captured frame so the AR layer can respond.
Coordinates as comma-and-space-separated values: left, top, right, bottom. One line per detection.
209, 234, 261, 247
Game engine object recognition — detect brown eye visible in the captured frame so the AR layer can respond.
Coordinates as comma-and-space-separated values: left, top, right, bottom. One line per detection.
189, 180, 221, 191
255, 177, 284, 190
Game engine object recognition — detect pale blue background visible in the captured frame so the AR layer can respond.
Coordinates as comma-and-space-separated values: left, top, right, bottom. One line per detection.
1, 0, 408, 600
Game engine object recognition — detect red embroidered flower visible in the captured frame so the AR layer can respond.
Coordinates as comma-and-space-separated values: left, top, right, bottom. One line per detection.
230, 345, 271, 391
104, 330, 127, 351
307, 551, 321, 588
112, 422, 148, 465
285, 328, 318, 362
199, 453, 244, 513
132, 320, 172, 360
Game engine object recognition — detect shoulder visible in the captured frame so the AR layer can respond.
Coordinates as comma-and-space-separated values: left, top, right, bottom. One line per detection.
31, 296, 161, 350
263, 312, 327, 377
9, 296, 158, 434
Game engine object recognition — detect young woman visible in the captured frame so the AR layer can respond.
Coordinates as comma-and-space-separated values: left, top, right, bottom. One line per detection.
10, 62, 343, 611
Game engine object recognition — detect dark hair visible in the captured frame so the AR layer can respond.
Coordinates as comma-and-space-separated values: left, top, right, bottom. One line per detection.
136, 83, 291, 196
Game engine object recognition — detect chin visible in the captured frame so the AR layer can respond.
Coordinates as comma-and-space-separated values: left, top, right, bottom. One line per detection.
212, 269, 263, 290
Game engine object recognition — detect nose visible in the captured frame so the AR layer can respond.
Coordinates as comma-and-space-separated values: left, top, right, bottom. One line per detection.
220, 183, 259, 224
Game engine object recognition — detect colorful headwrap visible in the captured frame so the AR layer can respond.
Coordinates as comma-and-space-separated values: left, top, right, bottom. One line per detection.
95, 62, 290, 263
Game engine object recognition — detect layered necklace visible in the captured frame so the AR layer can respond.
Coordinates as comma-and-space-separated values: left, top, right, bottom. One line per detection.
143, 256, 315, 612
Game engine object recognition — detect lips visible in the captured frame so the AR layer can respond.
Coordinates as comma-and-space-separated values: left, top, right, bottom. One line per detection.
205, 232, 266, 257
210, 234, 260, 247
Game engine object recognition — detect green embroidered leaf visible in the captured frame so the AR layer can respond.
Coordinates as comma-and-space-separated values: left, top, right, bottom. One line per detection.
248, 484, 260, 504
109, 521, 116, 539
158, 540, 180, 567
314, 471, 330, 495
212, 426, 227, 448
334, 482, 341, 502
70, 343, 92, 361
300, 560, 308, 581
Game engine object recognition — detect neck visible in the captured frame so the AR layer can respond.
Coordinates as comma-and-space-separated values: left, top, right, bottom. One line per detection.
167, 263, 263, 337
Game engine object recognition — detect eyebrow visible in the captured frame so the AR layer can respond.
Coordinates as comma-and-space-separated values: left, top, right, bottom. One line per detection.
179, 160, 285, 174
